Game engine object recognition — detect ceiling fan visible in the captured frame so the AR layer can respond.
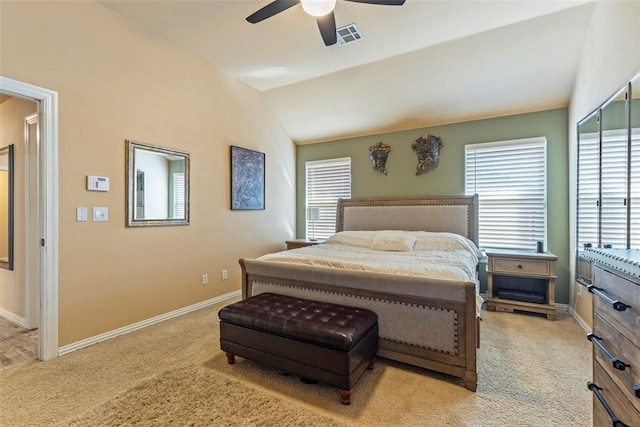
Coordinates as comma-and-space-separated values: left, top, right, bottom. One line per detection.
246, 0, 406, 46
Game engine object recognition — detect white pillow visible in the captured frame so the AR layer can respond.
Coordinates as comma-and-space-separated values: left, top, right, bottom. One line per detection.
414, 232, 482, 256
325, 231, 376, 248
370, 233, 416, 252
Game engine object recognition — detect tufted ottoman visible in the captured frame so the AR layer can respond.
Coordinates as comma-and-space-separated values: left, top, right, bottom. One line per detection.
219, 292, 378, 405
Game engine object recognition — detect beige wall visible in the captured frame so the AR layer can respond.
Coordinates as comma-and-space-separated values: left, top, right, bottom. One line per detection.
0, 1, 295, 345
568, 0, 640, 325
0, 97, 37, 319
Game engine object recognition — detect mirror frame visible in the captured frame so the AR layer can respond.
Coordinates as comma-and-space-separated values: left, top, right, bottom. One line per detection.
0, 144, 14, 270
126, 140, 190, 227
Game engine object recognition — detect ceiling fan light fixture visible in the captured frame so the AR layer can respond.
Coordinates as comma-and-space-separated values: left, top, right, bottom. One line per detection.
301, 0, 336, 17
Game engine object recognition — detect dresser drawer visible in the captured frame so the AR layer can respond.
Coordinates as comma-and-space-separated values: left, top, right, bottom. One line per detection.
491, 257, 551, 277
593, 314, 640, 413
592, 362, 640, 427
593, 267, 640, 345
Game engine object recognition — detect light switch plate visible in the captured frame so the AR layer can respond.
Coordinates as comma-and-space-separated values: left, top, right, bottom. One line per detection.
76, 207, 88, 222
92, 207, 108, 222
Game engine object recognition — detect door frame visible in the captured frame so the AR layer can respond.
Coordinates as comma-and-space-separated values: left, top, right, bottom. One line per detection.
0, 76, 59, 361
24, 113, 39, 330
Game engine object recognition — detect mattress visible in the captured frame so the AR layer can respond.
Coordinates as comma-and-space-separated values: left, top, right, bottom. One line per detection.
259, 230, 482, 287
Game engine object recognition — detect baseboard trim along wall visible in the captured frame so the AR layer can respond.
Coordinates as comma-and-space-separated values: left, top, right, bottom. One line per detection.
568, 305, 591, 334
58, 290, 241, 356
0, 307, 27, 328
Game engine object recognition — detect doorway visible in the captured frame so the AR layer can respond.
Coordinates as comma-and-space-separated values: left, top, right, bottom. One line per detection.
0, 76, 59, 361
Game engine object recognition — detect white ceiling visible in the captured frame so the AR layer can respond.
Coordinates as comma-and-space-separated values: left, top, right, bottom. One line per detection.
98, 0, 595, 144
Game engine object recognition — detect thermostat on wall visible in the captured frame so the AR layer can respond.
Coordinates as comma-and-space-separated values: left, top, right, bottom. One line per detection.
87, 175, 109, 192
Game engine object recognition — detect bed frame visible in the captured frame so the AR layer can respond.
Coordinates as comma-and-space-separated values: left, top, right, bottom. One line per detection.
240, 195, 480, 391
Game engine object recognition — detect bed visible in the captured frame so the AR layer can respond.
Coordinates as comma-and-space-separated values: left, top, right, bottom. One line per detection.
239, 195, 481, 391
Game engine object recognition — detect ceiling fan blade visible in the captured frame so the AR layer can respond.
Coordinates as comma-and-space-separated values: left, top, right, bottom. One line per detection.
343, 0, 406, 5
246, 0, 300, 24
316, 12, 337, 46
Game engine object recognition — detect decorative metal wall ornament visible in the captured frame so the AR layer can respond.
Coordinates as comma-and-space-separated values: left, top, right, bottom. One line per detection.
411, 134, 442, 176
368, 142, 391, 175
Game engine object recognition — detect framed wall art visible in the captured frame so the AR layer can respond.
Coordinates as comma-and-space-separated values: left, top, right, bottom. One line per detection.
230, 145, 265, 210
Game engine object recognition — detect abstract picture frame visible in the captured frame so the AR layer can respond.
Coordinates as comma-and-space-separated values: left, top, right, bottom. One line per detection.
230, 145, 265, 210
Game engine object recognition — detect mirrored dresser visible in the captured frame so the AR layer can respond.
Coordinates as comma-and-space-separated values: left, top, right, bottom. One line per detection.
583, 248, 640, 427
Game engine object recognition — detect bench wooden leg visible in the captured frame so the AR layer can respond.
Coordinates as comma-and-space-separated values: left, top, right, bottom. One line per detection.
339, 389, 352, 405
225, 352, 236, 365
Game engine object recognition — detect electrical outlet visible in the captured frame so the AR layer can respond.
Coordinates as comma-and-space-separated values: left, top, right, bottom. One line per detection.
222, 269, 228, 280
202, 274, 208, 285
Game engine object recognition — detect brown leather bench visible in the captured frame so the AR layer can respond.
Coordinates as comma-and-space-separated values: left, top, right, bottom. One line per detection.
219, 292, 378, 405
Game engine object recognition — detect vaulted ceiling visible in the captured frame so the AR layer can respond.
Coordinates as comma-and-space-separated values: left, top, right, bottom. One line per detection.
98, 0, 595, 144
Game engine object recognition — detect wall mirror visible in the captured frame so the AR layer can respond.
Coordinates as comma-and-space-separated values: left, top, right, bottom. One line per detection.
126, 140, 190, 227
599, 86, 629, 247
630, 73, 640, 247
0, 144, 14, 270
576, 111, 599, 251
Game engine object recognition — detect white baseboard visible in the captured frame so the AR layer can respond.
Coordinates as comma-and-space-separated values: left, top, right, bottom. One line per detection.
0, 307, 26, 328
58, 290, 240, 356
567, 306, 592, 333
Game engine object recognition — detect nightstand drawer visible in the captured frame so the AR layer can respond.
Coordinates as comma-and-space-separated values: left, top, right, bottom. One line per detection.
491, 257, 551, 276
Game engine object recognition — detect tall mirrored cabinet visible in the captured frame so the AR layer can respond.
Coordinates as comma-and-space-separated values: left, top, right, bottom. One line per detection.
576, 71, 640, 284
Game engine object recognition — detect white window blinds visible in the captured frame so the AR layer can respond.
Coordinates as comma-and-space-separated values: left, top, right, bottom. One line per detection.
465, 137, 547, 250
577, 131, 599, 250
600, 130, 629, 248
579, 128, 640, 249
173, 172, 185, 219
305, 157, 351, 239
632, 129, 640, 248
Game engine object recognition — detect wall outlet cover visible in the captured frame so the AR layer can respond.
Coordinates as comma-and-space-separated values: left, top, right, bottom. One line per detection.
76, 207, 88, 222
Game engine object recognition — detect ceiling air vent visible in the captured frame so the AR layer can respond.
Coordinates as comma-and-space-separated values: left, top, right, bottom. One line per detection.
337, 24, 363, 46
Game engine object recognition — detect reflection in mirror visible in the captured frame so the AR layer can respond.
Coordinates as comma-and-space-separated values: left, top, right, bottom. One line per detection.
0, 144, 14, 270
600, 86, 629, 248
126, 140, 190, 227
631, 73, 640, 248
577, 111, 599, 251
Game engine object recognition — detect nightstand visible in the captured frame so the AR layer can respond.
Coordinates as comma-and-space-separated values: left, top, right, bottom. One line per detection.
486, 249, 557, 320
285, 239, 325, 250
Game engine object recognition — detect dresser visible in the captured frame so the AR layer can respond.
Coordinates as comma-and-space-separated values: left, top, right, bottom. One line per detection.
486, 249, 557, 320
584, 248, 640, 427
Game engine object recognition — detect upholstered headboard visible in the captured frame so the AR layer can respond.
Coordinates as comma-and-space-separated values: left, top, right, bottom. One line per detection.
336, 195, 479, 246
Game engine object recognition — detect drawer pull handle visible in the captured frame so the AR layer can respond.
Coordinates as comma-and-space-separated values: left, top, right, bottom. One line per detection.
587, 334, 631, 371
517, 264, 523, 269
587, 285, 631, 312
587, 381, 630, 427
634, 384, 640, 399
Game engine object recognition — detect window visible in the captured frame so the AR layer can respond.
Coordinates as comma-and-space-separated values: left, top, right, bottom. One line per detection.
305, 157, 351, 239
172, 172, 185, 219
465, 137, 547, 250
578, 127, 640, 249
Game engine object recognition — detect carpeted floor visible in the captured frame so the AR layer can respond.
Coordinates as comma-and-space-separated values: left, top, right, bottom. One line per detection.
0, 298, 592, 426
60, 364, 347, 427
